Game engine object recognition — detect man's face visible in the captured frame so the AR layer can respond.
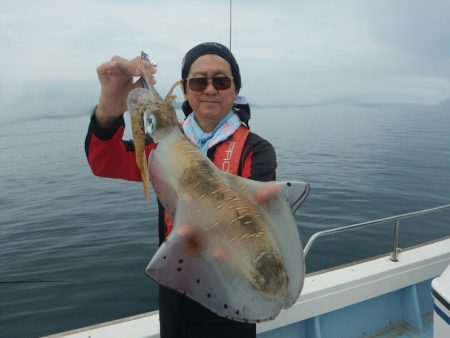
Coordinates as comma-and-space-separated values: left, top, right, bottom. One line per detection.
184, 54, 237, 132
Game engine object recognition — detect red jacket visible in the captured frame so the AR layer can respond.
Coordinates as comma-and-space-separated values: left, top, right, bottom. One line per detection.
85, 113, 277, 204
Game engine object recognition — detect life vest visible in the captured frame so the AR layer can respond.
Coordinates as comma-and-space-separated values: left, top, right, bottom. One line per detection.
163, 125, 250, 237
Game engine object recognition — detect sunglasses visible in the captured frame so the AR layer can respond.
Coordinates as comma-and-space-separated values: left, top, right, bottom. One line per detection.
186, 76, 234, 91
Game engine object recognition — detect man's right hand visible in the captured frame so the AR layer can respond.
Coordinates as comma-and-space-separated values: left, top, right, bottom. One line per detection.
95, 55, 157, 128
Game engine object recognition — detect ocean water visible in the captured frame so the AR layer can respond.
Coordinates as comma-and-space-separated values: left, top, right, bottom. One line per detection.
1, 104, 449, 337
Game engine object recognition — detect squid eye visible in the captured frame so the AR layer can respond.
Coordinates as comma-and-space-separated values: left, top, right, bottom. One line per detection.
145, 113, 157, 134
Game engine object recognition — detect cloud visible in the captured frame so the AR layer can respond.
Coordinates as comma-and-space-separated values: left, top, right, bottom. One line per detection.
1, 0, 449, 121
362, 1, 450, 58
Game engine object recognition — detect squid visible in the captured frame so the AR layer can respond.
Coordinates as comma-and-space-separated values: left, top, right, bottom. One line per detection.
127, 71, 309, 322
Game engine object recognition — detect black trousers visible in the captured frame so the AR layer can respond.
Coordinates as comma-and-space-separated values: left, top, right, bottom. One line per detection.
159, 285, 256, 338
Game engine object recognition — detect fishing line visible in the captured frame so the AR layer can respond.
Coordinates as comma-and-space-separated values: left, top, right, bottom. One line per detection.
0, 280, 77, 284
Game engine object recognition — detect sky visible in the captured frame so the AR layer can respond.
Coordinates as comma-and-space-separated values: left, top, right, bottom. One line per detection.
1, 0, 450, 123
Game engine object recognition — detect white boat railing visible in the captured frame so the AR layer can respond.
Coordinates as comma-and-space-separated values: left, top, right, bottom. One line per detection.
303, 203, 450, 261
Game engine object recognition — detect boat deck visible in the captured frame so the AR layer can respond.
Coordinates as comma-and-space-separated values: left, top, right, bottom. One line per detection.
257, 237, 449, 338
45, 237, 449, 338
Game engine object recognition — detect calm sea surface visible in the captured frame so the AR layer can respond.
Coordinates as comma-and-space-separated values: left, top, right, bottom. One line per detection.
1, 104, 449, 337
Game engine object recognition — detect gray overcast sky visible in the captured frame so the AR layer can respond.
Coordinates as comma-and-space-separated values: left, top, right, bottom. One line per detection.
1, 0, 450, 121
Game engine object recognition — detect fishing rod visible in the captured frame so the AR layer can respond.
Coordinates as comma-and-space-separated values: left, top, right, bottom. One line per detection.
229, 0, 232, 51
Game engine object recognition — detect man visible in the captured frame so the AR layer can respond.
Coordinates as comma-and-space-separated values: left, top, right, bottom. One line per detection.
85, 42, 277, 338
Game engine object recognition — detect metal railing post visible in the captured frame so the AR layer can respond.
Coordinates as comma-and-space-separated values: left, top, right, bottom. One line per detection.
390, 219, 400, 262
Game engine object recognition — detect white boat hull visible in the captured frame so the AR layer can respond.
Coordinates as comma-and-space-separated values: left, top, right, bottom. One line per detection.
432, 264, 450, 338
